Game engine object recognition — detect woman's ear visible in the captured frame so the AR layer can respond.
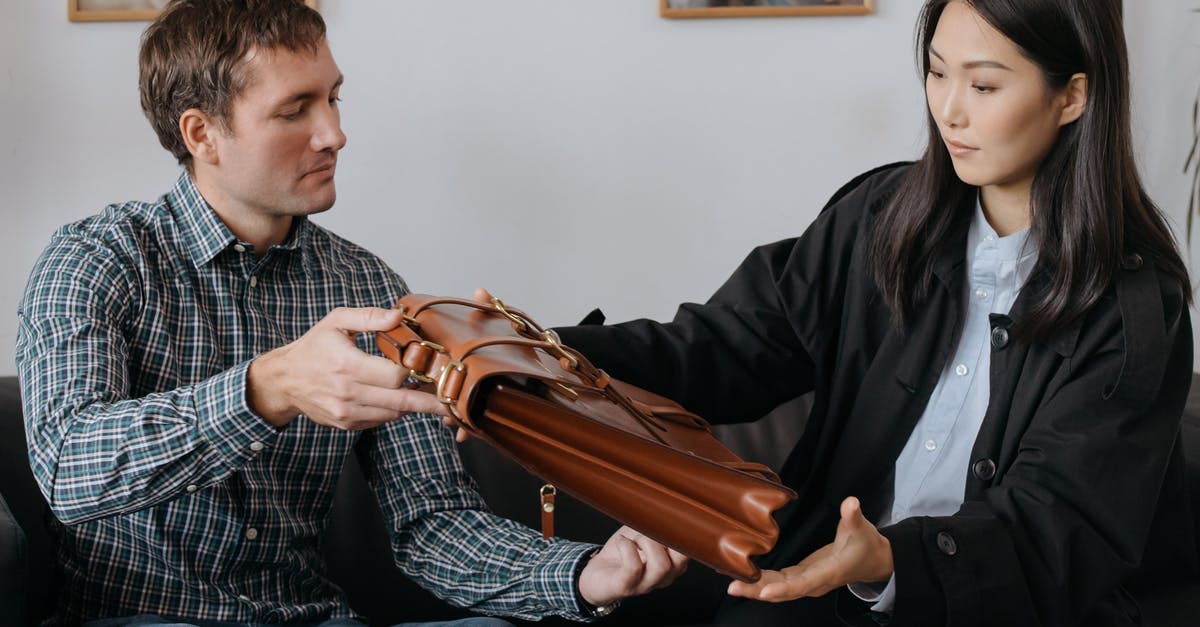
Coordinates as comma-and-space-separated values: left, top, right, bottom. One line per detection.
1057, 73, 1088, 127
179, 109, 220, 165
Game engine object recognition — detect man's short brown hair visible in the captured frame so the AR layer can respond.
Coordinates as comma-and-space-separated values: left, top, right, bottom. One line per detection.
139, 0, 327, 167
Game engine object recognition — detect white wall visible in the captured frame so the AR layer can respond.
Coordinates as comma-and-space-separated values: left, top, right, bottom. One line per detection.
0, 0, 1194, 376
1125, 0, 1200, 360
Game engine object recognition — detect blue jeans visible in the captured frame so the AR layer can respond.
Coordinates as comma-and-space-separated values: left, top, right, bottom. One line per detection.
83, 616, 515, 627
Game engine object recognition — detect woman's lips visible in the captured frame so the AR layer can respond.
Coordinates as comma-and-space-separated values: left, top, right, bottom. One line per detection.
944, 138, 978, 157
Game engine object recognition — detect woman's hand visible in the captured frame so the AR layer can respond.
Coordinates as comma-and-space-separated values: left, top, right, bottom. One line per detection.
727, 496, 893, 602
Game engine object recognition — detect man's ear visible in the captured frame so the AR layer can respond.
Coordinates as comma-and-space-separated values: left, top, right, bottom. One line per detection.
1057, 73, 1088, 127
179, 109, 221, 165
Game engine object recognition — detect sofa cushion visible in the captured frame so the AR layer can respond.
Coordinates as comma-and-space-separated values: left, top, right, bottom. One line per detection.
0, 493, 28, 626
0, 376, 57, 624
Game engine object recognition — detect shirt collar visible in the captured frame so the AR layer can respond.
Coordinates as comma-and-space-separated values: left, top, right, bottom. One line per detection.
168, 171, 315, 272
169, 172, 236, 268
967, 195, 1036, 263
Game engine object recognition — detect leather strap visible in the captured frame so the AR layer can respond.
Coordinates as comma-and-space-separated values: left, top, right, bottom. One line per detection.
540, 484, 556, 539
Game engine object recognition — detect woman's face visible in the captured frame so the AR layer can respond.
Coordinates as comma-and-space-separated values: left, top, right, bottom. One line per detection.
925, 1, 1078, 195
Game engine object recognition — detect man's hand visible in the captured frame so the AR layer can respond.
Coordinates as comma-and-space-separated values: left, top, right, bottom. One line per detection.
577, 526, 688, 608
247, 307, 448, 429
727, 497, 892, 602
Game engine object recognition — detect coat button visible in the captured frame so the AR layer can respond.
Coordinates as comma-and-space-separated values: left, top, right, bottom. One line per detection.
972, 458, 997, 480
990, 326, 1009, 349
936, 531, 958, 556
1121, 253, 1143, 270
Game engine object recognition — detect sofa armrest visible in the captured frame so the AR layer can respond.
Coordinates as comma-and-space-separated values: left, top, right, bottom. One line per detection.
0, 492, 28, 626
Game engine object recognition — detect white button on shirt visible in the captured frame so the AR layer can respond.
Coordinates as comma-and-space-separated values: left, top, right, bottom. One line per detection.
245, 527, 259, 541
249, 275, 258, 288
850, 196, 1038, 612
234, 244, 247, 253
249, 441, 265, 452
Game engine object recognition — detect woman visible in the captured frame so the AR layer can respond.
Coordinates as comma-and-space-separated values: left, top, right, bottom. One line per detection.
554, 0, 1194, 624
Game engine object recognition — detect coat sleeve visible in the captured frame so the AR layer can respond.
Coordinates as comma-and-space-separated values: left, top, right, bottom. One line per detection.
880, 265, 1193, 627
556, 166, 898, 424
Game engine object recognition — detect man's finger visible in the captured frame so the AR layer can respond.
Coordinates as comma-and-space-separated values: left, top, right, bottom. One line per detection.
322, 306, 406, 333
440, 416, 473, 442
613, 536, 645, 587
352, 354, 411, 389
624, 532, 675, 591
667, 548, 689, 572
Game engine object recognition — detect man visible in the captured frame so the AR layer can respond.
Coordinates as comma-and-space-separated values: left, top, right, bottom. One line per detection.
15, 1, 684, 625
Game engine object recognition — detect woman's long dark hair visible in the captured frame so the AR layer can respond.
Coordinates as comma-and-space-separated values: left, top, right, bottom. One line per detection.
871, 0, 1191, 340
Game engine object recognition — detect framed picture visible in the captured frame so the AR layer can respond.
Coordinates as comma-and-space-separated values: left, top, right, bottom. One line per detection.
68, 0, 316, 23
660, 0, 874, 19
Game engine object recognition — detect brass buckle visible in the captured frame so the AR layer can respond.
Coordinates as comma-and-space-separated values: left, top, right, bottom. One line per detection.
492, 297, 529, 334
436, 359, 466, 405
407, 341, 446, 384
541, 329, 579, 370
394, 303, 420, 327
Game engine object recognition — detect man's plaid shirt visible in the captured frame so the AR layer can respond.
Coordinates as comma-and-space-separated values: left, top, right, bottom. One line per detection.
16, 173, 594, 625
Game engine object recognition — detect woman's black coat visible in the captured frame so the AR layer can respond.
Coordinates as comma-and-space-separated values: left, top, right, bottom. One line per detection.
555, 163, 1195, 626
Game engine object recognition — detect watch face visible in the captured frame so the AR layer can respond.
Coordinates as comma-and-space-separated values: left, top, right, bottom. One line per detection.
590, 603, 617, 618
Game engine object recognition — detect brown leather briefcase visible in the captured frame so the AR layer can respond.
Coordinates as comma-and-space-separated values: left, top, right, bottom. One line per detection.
376, 293, 796, 582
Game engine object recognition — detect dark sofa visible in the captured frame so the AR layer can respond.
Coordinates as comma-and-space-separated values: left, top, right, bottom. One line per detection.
1, 374, 1198, 626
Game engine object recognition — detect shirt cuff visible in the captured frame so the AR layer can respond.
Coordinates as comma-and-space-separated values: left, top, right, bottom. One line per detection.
527, 540, 601, 620
194, 360, 281, 467
848, 575, 897, 613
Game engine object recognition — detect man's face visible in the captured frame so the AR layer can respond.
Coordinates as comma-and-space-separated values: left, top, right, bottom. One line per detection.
208, 40, 346, 220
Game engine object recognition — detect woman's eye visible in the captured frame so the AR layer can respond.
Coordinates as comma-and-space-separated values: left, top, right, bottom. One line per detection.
972, 84, 996, 94
928, 69, 945, 79
281, 109, 302, 121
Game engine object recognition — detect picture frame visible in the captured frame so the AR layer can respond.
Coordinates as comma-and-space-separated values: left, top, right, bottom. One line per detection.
68, 0, 317, 23
660, 0, 874, 19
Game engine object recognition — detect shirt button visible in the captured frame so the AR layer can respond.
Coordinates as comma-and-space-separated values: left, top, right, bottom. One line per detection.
955, 364, 969, 376
936, 531, 958, 556
973, 458, 997, 481
924, 439, 937, 451
245, 527, 259, 540
990, 327, 1009, 349
984, 235, 995, 242
249, 441, 265, 452
186, 484, 199, 493
234, 244, 246, 253
249, 276, 259, 288
974, 288, 988, 299
237, 594, 252, 603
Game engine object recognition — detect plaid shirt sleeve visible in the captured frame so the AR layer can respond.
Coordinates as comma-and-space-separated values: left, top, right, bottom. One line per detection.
16, 232, 279, 525
356, 416, 598, 621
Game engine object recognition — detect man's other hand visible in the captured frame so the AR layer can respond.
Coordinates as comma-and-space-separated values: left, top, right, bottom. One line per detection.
577, 526, 688, 609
